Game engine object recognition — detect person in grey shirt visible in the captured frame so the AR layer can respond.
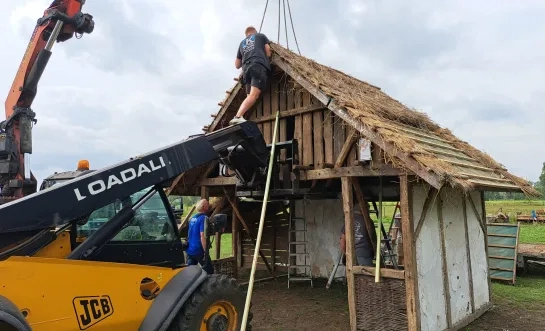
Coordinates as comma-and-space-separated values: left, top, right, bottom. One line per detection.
339, 202, 377, 266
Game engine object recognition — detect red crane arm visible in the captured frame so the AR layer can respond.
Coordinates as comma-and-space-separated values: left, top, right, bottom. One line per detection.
0, 0, 94, 203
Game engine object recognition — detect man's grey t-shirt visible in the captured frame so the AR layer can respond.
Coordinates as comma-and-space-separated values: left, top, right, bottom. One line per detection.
341, 213, 375, 258
236, 33, 271, 71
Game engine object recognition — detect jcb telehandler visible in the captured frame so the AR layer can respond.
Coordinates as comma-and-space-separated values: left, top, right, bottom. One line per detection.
0, 1, 272, 330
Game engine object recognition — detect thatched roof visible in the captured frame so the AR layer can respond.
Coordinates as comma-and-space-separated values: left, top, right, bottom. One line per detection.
199, 43, 539, 197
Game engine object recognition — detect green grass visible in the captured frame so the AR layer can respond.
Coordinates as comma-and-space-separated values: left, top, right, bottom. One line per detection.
485, 199, 545, 216
519, 223, 545, 244
209, 233, 233, 260
484, 200, 545, 245
491, 276, 545, 309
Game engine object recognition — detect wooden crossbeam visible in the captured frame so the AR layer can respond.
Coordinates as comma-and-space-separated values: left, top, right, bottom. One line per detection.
256, 104, 325, 124
414, 187, 439, 239
352, 181, 378, 253
467, 193, 485, 234
178, 205, 195, 231
195, 161, 219, 186
300, 164, 400, 180
165, 173, 184, 196
352, 266, 405, 280
200, 176, 238, 186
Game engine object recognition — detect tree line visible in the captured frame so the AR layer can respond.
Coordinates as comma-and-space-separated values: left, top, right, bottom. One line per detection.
485, 162, 545, 201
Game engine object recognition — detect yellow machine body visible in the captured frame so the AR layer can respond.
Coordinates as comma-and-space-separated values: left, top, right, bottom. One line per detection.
0, 256, 180, 330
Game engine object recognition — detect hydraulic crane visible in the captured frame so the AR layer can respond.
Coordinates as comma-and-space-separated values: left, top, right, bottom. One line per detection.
0, 0, 94, 204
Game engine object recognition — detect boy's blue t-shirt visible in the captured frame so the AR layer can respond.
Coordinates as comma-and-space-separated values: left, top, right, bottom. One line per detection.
186, 213, 206, 256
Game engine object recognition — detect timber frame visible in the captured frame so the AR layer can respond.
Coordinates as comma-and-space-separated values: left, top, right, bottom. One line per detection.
170, 43, 536, 331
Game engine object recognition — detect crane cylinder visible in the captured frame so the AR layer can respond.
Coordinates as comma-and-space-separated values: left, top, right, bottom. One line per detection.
19, 113, 33, 154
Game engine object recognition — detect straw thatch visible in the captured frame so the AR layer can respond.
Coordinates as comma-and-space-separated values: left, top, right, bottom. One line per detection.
204, 42, 539, 197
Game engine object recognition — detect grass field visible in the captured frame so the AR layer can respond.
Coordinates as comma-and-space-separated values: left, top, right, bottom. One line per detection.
492, 275, 545, 307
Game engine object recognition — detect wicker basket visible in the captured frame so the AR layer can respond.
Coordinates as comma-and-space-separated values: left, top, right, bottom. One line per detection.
355, 274, 408, 331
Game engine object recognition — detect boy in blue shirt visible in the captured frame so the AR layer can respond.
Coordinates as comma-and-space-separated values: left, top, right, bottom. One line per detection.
186, 199, 214, 274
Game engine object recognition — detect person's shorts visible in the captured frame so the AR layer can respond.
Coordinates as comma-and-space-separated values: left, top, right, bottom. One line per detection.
243, 63, 269, 93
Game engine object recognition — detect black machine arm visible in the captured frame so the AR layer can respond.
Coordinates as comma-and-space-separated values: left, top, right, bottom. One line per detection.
0, 122, 268, 237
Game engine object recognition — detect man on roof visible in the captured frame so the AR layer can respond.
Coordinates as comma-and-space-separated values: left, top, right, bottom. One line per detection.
229, 26, 272, 125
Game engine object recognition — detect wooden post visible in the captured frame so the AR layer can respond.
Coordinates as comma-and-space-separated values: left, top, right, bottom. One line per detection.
479, 191, 493, 302
462, 192, 475, 314
341, 176, 357, 331
272, 206, 277, 273
231, 190, 241, 271
400, 175, 420, 331
437, 194, 452, 328
200, 186, 209, 199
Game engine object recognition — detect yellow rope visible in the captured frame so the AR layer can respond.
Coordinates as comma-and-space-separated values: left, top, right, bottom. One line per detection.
241, 110, 280, 330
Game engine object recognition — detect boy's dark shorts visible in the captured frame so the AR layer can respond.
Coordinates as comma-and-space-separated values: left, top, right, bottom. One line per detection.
243, 63, 269, 94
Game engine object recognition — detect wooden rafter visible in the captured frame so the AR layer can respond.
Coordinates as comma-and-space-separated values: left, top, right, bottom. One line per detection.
272, 56, 443, 190
165, 173, 185, 196
208, 82, 243, 132
335, 128, 357, 168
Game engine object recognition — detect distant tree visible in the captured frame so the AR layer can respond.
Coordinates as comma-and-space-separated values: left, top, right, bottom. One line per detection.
535, 162, 545, 196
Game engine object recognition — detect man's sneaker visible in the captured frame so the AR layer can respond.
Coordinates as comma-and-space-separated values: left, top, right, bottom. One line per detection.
229, 117, 246, 125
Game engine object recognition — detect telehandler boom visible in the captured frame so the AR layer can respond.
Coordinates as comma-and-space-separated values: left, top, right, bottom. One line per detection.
0, 121, 269, 331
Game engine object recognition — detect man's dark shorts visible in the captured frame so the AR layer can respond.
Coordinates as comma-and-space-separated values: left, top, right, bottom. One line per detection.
243, 63, 268, 94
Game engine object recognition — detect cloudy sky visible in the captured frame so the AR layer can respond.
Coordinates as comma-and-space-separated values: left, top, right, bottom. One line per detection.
1, 0, 543, 187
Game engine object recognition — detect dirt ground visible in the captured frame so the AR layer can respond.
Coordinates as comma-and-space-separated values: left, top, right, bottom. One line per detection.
519, 243, 545, 258
466, 301, 545, 331
248, 277, 545, 331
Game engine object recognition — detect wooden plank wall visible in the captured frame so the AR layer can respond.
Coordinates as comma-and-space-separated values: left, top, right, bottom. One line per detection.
240, 201, 289, 272
249, 71, 368, 169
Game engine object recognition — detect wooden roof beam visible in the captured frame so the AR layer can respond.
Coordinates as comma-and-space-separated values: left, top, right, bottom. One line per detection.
208, 82, 243, 132
272, 56, 443, 190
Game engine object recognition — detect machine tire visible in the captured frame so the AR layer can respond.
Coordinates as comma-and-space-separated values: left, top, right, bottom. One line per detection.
169, 273, 253, 331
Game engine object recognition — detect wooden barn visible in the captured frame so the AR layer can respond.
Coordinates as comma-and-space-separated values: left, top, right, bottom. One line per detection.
170, 43, 539, 331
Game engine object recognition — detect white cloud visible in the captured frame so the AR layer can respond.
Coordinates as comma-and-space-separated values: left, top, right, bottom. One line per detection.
0, 0, 542, 190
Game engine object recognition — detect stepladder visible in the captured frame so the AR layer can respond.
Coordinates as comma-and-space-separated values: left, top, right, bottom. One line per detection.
288, 199, 313, 288
369, 201, 400, 269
